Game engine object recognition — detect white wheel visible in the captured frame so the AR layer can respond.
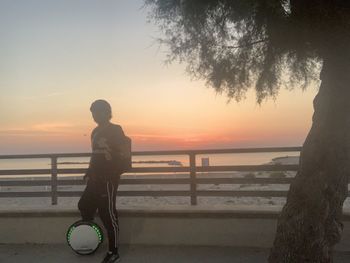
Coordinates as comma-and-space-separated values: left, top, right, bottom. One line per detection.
67, 221, 104, 255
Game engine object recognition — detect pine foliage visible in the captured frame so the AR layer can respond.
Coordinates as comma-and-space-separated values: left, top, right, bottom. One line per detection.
146, 0, 350, 102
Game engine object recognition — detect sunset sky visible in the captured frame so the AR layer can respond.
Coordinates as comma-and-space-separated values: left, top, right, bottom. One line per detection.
0, 0, 318, 154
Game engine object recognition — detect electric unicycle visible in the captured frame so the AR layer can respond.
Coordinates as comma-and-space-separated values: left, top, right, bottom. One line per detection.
66, 220, 104, 255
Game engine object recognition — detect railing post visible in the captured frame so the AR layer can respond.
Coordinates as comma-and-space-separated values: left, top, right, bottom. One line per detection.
189, 152, 197, 205
51, 156, 58, 205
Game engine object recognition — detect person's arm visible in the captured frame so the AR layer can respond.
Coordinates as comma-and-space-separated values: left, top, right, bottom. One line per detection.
84, 161, 93, 180
84, 129, 96, 180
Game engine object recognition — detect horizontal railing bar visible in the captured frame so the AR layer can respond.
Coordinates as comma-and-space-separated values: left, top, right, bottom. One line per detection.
0, 167, 190, 175
2, 190, 350, 198
57, 169, 86, 174
0, 169, 52, 175
124, 173, 190, 177
0, 146, 302, 160
0, 153, 91, 159
0, 192, 52, 197
57, 178, 191, 185
0, 177, 293, 186
118, 191, 191, 196
132, 147, 301, 156
196, 177, 294, 184
120, 178, 191, 184
129, 167, 190, 173
57, 191, 190, 197
197, 165, 299, 172
197, 190, 288, 197
0, 180, 53, 186
57, 180, 84, 185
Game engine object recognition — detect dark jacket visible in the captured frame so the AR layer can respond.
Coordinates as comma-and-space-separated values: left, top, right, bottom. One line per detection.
86, 123, 126, 180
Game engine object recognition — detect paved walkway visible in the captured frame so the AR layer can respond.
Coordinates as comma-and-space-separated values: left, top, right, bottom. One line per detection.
1, 244, 350, 263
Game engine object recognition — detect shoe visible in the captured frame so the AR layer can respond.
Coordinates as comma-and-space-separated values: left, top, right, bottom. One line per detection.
101, 252, 120, 263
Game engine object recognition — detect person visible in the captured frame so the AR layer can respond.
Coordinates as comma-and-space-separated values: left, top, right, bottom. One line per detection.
78, 99, 127, 263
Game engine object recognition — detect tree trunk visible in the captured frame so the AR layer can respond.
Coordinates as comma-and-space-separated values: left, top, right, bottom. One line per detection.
268, 51, 350, 262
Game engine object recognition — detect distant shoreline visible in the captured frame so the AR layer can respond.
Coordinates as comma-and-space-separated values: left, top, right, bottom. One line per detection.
270, 156, 299, 165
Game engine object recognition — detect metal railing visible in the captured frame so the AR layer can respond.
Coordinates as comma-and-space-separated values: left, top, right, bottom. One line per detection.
0, 147, 301, 205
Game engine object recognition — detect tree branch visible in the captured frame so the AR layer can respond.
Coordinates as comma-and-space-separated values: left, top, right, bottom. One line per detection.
226, 38, 269, 49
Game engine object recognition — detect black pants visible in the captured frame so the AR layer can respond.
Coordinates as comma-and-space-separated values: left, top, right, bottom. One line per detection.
78, 176, 120, 253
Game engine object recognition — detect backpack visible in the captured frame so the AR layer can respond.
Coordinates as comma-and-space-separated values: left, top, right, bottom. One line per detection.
117, 136, 132, 174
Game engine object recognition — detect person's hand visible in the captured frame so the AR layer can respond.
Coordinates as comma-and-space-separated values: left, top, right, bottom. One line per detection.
83, 174, 89, 182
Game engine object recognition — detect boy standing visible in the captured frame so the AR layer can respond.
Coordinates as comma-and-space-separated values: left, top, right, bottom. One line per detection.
78, 99, 126, 263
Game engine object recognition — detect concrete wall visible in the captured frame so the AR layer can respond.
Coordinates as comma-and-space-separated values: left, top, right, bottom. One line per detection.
0, 206, 350, 251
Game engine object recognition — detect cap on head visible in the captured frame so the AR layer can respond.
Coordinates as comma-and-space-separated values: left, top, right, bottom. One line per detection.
90, 99, 112, 122
90, 99, 111, 113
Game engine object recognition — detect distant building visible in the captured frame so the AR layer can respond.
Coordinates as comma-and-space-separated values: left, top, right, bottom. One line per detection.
201, 157, 209, 167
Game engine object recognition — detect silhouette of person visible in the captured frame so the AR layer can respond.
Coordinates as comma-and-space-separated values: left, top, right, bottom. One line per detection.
78, 99, 125, 263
